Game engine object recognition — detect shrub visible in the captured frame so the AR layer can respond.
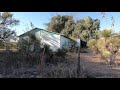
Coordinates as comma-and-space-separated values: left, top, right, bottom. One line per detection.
87, 39, 97, 49
44, 44, 52, 55
9, 42, 17, 49
17, 38, 31, 53
0, 42, 4, 48
55, 48, 67, 58
45, 48, 68, 65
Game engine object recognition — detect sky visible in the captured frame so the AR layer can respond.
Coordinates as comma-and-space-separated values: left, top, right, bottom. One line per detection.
11, 12, 120, 36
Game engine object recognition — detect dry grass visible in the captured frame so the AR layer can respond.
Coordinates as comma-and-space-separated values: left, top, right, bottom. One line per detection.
0, 50, 88, 78
2, 48, 120, 78
78, 48, 120, 78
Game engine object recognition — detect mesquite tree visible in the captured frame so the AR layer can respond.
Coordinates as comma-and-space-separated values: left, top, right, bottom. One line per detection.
87, 29, 120, 65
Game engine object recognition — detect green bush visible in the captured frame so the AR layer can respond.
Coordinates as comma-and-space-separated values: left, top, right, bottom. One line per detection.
17, 38, 30, 53
87, 39, 97, 49
45, 48, 68, 65
44, 44, 52, 55
0, 43, 4, 48
55, 48, 67, 58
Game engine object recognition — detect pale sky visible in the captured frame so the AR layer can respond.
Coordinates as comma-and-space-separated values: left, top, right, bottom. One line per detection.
11, 12, 120, 36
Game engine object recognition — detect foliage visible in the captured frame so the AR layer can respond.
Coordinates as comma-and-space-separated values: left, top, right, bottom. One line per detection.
72, 19, 86, 40
72, 16, 100, 41
0, 51, 87, 78
0, 42, 4, 48
4, 42, 17, 49
100, 29, 112, 39
18, 31, 40, 52
0, 12, 19, 44
9, 42, 17, 48
47, 15, 100, 42
85, 16, 93, 31
43, 44, 52, 55
61, 17, 75, 37
106, 36, 120, 53
17, 37, 31, 53
55, 48, 67, 58
47, 15, 75, 36
87, 39, 97, 49
87, 29, 120, 65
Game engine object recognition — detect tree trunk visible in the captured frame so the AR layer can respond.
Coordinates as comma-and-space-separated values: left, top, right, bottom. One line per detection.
94, 46, 109, 64
109, 53, 116, 65
98, 50, 109, 64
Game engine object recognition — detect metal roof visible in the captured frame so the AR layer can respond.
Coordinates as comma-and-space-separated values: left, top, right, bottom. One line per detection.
18, 28, 78, 42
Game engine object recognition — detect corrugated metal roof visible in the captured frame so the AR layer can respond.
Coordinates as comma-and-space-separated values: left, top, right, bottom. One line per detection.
18, 28, 78, 42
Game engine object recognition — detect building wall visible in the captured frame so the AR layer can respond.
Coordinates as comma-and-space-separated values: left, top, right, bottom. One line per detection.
60, 36, 81, 48
19, 28, 81, 52
35, 30, 61, 51
60, 36, 71, 48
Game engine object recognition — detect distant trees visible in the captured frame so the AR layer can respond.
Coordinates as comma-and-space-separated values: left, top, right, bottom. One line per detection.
61, 16, 75, 37
72, 17, 100, 41
47, 15, 75, 37
0, 12, 19, 48
46, 15, 100, 42
72, 19, 87, 42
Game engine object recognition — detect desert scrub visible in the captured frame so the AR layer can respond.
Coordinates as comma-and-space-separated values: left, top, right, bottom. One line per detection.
41, 62, 80, 78
55, 48, 67, 58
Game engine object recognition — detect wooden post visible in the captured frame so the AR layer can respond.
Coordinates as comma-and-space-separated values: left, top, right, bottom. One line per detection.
77, 38, 81, 78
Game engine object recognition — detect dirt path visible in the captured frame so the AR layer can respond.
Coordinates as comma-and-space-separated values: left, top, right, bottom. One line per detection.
69, 48, 120, 78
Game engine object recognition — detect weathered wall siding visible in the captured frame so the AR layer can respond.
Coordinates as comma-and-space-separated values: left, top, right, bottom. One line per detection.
35, 30, 60, 51
60, 36, 71, 48
60, 37, 81, 48
19, 28, 81, 51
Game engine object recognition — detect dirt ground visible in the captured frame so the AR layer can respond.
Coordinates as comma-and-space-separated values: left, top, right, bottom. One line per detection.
69, 48, 120, 78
